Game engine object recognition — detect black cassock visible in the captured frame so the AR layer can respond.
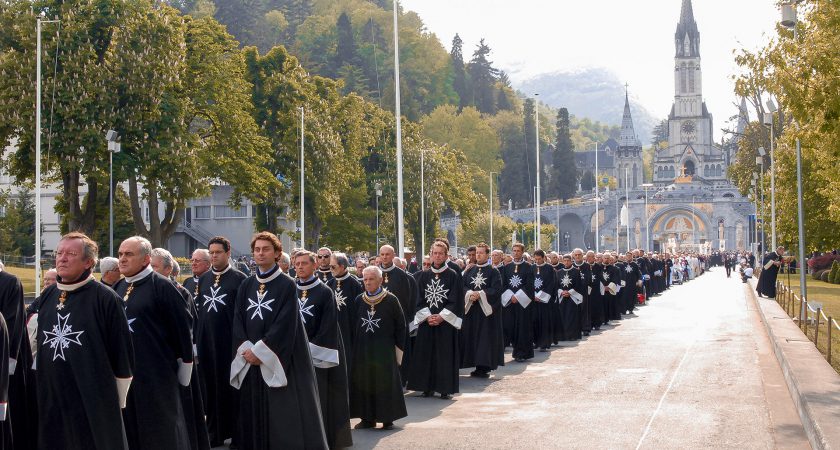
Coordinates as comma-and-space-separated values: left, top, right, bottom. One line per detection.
574, 263, 592, 333
0, 270, 35, 450
0, 310, 10, 449
532, 263, 556, 350
182, 275, 200, 300
196, 265, 246, 446
621, 261, 642, 314
756, 252, 782, 298
173, 282, 211, 450
326, 272, 363, 372
349, 290, 407, 423
460, 263, 505, 371
115, 267, 194, 450
500, 260, 534, 360
230, 267, 328, 450
587, 263, 605, 329
296, 278, 352, 449
36, 275, 134, 449
382, 265, 416, 385
555, 267, 584, 341
407, 265, 462, 395
601, 264, 623, 322
317, 268, 335, 284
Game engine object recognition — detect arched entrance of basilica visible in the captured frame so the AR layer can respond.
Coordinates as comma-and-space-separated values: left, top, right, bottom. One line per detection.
649, 208, 708, 254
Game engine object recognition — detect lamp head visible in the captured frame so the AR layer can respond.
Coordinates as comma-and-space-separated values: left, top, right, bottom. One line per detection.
757, 147, 767, 157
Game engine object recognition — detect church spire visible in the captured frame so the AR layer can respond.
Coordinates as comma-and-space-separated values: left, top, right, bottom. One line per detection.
619, 87, 641, 149
675, 0, 700, 57
736, 97, 749, 136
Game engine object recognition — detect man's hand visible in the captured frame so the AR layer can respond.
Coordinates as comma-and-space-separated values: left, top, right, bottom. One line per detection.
427, 314, 443, 326
561, 290, 570, 298
470, 292, 480, 302
510, 296, 518, 304
243, 348, 262, 366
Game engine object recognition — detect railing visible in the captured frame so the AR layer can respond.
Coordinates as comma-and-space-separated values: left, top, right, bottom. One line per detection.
775, 281, 839, 369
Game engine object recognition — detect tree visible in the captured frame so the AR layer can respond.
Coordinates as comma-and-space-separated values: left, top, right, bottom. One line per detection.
264, 10, 289, 47
651, 119, 669, 148
550, 108, 578, 202
450, 34, 468, 110
0, 187, 35, 257
334, 12, 358, 70
580, 170, 595, 192
467, 39, 499, 115
494, 111, 530, 209
457, 214, 516, 251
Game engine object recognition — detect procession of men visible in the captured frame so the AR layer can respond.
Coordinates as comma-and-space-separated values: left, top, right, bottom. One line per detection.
0, 228, 717, 450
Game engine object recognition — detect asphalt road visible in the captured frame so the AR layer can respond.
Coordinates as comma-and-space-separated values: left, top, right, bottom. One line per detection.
348, 268, 810, 449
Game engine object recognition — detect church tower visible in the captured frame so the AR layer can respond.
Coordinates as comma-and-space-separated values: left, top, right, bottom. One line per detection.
655, 0, 726, 185
616, 89, 644, 189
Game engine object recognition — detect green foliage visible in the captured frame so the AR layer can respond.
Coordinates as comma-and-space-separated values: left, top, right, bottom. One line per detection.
569, 116, 620, 151
494, 110, 529, 209
457, 214, 517, 252
580, 170, 595, 192
58, 187, 134, 256
830, 261, 840, 285
0, 187, 35, 257
550, 108, 578, 203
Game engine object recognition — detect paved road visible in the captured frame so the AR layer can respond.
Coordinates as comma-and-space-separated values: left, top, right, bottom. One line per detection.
350, 268, 810, 449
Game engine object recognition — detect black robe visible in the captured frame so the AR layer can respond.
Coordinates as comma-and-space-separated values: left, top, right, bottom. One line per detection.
407, 265, 461, 395
637, 257, 652, 299
555, 267, 584, 341
196, 265, 246, 446
349, 290, 407, 423
460, 263, 504, 371
296, 278, 352, 449
173, 282, 211, 450
551, 264, 564, 344
621, 261, 642, 313
756, 252, 782, 298
382, 265, 416, 385
317, 268, 335, 284
36, 276, 134, 450
500, 261, 534, 360
182, 275, 200, 300
586, 263, 605, 329
230, 268, 328, 450
326, 272, 363, 372
574, 262, 592, 332
532, 263, 556, 349
0, 312, 11, 450
602, 265, 622, 321
0, 270, 35, 450
115, 268, 194, 450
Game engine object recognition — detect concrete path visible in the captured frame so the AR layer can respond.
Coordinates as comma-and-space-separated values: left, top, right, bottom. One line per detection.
350, 268, 810, 449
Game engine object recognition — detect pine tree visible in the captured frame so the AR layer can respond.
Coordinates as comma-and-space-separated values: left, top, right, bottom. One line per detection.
450, 34, 469, 110
334, 12, 358, 69
523, 98, 537, 203
468, 39, 499, 115
550, 108, 578, 202
580, 170, 596, 192
496, 71, 514, 111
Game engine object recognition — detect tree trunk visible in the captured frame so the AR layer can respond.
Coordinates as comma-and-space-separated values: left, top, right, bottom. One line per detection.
127, 172, 150, 239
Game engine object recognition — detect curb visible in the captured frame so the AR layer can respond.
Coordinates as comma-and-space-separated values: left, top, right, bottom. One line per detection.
747, 279, 840, 450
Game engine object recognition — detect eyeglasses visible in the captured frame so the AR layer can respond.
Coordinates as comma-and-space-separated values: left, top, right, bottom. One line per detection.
190, 259, 209, 263
56, 250, 80, 258
317, 255, 330, 259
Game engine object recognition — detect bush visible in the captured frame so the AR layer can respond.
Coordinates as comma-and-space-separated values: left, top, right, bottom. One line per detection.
813, 269, 828, 280
820, 271, 830, 282
808, 254, 840, 272
831, 261, 840, 284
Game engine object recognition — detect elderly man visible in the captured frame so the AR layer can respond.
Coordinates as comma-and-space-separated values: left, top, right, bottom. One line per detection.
378, 245, 416, 386
571, 248, 592, 336
42, 268, 58, 290
350, 266, 407, 430
115, 237, 194, 450
35, 232, 134, 449
327, 252, 363, 370
316, 247, 334, 283
460, 243, 504, 377
100, 257, 121, 287
182, 249, 210, 299
354, 257, 367, 281
278, 251, 291, 275
757, 246, 786, 298
500, 243, 534, 362
196, 237, 246, 447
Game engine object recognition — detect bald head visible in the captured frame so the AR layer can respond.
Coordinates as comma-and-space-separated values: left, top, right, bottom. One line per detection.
379, 245, 396, 268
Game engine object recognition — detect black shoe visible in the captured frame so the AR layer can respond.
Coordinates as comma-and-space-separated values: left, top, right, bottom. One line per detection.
539, 347, 549, 352
355, 420, 376, 429
381, 422, 394, 430
422, 391, 434, 397
515, 357, 525, 362
229, 444, 238, 450
469, 369, 490, 378
439, 393, 452, 400
583, 331, 590, 336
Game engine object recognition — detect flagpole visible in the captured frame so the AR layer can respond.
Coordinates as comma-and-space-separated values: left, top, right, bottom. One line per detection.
299, 106, 305, 249
393, 0, 405, 259
625, 167, 630, 252
594, 141, 599, 252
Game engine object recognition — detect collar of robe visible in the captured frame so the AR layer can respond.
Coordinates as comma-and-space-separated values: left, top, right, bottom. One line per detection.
535, 262, 547, 267
256, 265, 282, 284
335, 271, 353, 282
212, 264, 231, 276
380, 263, 396, 272
318, 268, 332, 274
513, 258, 524, 265
296, 276, 321, 291
430, 263, 448, 274
475, 261, 490, 268
364, 287, 386, 299
124, 265, 154, 283
56, 270, 96, 292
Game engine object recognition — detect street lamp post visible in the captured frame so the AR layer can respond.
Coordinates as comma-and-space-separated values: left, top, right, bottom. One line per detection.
764, 102, 778, 250
299, 107, 305, 249
534, 94, 541, 249
420, 150, 426, 257
393, 0, 406, 259
594, 141, 599, 252
375, 182, 382, 251
106, 130, 121, 257
641, 183, 654, 252
489, 171, 496, 250
756, 149, 766, 258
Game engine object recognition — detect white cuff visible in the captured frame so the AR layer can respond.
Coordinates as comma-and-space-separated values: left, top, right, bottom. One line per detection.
599, 283, 605, 296
177, 359, 193, 387
464, 290, 475, 314
0, 402, 5, 421
439, 308, 462, 329
764, 260, 774, 270
477, 290, 492, 316
8, 358, 16, 375
411, 307, 432, 332
308, 342, 339, 369
569, 289, 583, 305
587, 286, 592, 295
27, 314, 38, 359
501, 289, 513, 307
515, 289, 531, 308
253, 340, 288, 387
535, 291, 551, 303
230, 341, 252, 390
116, 377, 132, 409
608, 283, 617, 295
396, 346, 403, 366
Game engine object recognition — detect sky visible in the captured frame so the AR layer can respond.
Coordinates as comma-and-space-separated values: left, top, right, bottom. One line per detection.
399, 0, 779, 128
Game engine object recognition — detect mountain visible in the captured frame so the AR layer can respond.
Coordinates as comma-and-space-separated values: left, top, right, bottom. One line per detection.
515, 68, 658, 145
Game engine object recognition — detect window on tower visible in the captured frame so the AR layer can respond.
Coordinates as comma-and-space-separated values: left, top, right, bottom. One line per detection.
688, 64, 695, 92
680, 63, 687, 93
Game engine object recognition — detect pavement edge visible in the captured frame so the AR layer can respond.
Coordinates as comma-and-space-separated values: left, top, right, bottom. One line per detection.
747, 278, 840, 450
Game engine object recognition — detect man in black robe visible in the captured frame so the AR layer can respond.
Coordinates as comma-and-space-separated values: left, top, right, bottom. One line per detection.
379, 245, 416, 386
327, 252, 363, 376
585, 251, 605, 330
572, 248, 592, 336
664, 253, 674, 289
556, 254, 584, 341
757, 246, 786, 298
294, 252, 352, 449
0, 309, 9, 449
500, 243, 534, 362
230, 232, 328, 449
316, 247, 335, 284
99, 256, 122, 289
0, 256, 35, 450
35, 232, 134, 449
408, 241, 462, 399
601, 253, 623, 322
622, 251, 642, 315
197, 236, 246, 447
115, 236, 194, 450
460, 243, 504, 377
151, 248, 211, 450
182, 248, 210, 299
532, 250, 555, 351
350, 266, 407, 430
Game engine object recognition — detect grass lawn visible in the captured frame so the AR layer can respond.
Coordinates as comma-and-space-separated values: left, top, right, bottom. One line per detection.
775, 274, 840, 374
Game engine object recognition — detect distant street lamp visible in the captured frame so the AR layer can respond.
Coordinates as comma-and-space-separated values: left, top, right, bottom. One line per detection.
299, 106, 305, 249
763, 100, 778, 250
563, 231, 570, 252
106, 130, 121, 257
489, 171, 497, 250
641, 183, 654, 252
375, 182, 382, 251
